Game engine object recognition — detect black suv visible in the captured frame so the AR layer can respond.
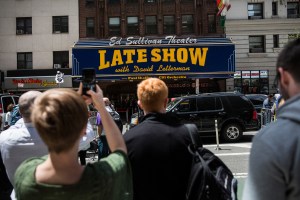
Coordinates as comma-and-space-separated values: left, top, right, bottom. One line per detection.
166, 92, 258, 142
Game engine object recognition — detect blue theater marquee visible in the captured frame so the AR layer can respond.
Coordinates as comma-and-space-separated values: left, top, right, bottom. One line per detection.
72, 36, 235, 80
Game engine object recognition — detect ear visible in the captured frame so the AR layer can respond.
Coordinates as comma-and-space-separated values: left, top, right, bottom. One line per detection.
163, 98, 168, 108
278, 67, 290, 88
137, 100, 143, 110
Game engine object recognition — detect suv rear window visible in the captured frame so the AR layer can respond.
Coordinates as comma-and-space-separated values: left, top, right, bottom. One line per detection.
228, 96, 252, 109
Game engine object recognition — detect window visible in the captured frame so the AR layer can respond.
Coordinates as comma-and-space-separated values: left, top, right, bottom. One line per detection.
109, 17, 120, 36
145, 0, 156, 2
248, 3, 263, 19
272, 2, 278, 16
249, 36, 265, 53
197, 97, 222, 111
273, 35, 279, 48
208, 14, 216, 33
86, 18, 95, 37
53, 16, 68, 33
182, 15, 193, 34
287, 2, 300, 18
178, 99, 197, 112
17, 52, 32, 69
16, 17, 32, 35
145, 16, 157, 34
163, 16, 175, 34
127, 17, 139, 35
86, 0, 95, 7
53, 51, 69, 69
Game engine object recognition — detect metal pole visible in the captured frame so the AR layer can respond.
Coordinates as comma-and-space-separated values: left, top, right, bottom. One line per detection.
215, 119, 221, 151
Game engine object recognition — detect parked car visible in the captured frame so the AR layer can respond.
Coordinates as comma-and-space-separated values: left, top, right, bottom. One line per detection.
245, 94, 268, 129
0, 94, 20, 131
245, 94, 268, 113
130, 92, 258, 142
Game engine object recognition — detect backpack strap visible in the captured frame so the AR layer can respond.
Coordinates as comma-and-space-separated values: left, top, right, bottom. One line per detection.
184, 124, 202, 148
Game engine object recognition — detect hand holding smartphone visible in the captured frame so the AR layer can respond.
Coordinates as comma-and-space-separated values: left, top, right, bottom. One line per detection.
82, 68, 96, 96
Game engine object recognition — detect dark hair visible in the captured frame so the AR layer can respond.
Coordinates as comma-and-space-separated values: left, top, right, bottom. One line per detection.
276, 38, 300, 83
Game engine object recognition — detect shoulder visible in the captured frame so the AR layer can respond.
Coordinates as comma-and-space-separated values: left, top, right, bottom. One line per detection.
91, 150, 129, 174
15, 157, 45, 198
0, 128, 17, 145
15, 157, 45, 184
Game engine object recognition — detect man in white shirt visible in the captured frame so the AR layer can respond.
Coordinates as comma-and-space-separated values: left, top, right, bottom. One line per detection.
0, 91, 47, 199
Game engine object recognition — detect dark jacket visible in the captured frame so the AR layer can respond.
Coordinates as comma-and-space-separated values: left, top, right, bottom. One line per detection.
124, 112, 193, 200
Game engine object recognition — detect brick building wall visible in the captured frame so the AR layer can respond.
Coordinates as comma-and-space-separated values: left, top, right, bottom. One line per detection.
79, 0, 225, 39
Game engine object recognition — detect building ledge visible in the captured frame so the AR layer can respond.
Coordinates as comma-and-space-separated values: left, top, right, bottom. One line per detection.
247, 53, 268, 57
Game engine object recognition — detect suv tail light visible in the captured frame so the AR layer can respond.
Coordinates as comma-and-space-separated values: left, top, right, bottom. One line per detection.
252, 110, 258, 120
0, 104, 2, 114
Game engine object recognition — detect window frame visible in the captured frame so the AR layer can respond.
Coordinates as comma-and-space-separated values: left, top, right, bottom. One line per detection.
272, 2, 278, 16
108, 17, 121, 36
163, 15, 175, 34
17, 52, 33, 69
145, 16, 157, 35
16, 17, 32, 35
86, 17, 95, 37
273, 35, 279, 48
249, 35, 265, 53
126, 16, 139, 36
287, 2, 300, 18
52, 16, 69, 33
53, 51, 69, 69
207, 14, 216, 33
248, 3, 263, 19
181, 15, 194, 34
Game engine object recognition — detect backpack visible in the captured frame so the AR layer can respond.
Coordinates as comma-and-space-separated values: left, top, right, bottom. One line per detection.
10, 105, 21, 126
184, 124, 238, 200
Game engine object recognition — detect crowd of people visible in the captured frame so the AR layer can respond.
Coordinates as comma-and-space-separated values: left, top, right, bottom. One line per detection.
0, 38, 300, 200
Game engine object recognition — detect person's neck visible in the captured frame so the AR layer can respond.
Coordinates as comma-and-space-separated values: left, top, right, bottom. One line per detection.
144, 108, 166, 115
35, 142, 84, 185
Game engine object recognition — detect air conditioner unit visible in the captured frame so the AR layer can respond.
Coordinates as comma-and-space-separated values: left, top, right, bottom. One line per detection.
16, 30, 24, 34
54, 64, 61, 69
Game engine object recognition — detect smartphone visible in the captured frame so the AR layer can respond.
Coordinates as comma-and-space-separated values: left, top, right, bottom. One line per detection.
82, 68, 96, 96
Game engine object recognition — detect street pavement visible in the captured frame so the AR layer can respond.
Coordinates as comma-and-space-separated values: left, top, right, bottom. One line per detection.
203, 131, 256, 199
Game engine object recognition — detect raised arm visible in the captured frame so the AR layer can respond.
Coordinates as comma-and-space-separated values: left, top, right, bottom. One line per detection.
79, 83, 127, 154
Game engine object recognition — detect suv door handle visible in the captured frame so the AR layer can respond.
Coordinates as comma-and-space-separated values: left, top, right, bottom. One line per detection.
189, 114, 198, 118
218, 112, 226, 116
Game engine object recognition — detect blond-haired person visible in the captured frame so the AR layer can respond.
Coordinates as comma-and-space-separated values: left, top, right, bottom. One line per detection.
14, 84, 132, 200
124, 78, 193, 200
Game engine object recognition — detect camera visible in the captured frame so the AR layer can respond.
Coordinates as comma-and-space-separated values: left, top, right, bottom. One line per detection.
82, 68, 96, 96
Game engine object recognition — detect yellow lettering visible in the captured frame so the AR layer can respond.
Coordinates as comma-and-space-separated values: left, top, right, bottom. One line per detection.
151, 49, 161, 62
189, 48, 208, 67
162, 48, 176, 62
98, 50, 110, 70
177, 48, 188, 63
111, 50, 123, 66
137, 49, 147, 63
123, 49, 135, 64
